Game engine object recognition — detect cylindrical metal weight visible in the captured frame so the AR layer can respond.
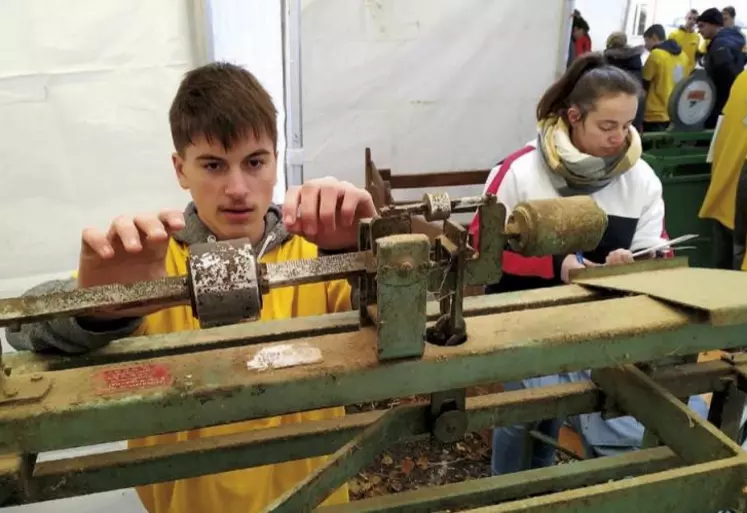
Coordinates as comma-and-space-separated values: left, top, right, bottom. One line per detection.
505, 197, 608, 257
422, 192, 451, 222
187, 238, 262, 328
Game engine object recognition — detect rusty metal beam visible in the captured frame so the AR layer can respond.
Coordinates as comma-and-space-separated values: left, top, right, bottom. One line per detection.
592, 365, 744, 464
0, 360, 733, 505
4, 285, 600, 374
458, 456, 747, 513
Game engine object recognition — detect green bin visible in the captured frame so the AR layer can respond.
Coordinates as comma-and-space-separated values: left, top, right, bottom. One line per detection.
640, 130, 724, 268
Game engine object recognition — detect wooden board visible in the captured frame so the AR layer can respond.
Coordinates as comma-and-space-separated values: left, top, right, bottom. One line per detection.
575, 267, 747, 326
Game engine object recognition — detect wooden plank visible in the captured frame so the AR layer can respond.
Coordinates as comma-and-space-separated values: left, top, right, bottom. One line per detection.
387, 170, 490, 189
575, 267, 747, 326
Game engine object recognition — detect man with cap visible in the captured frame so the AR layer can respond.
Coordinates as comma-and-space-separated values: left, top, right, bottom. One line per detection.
697, 7, 746, 128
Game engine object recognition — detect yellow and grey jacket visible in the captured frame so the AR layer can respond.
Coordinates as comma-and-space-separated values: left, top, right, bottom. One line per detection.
6, 203, 352, 513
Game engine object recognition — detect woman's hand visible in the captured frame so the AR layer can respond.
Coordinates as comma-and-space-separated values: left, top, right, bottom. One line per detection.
560, 254, 599, 283
605, 249, 634, 266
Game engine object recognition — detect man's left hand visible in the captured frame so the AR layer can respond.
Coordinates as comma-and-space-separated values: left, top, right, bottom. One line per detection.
282, 177, 377, 250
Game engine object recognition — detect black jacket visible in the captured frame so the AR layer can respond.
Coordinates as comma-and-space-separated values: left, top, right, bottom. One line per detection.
704, 27, 747, 128
604, 45, 646, 131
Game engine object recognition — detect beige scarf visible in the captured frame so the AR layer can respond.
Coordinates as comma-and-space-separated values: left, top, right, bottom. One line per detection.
537, 116, 642, 194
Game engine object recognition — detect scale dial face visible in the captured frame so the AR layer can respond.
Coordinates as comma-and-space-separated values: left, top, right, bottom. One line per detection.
669, 71, 716, 130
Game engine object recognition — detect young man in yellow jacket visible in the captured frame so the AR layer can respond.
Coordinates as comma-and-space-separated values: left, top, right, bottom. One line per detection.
6, 62, 377, 513
700, 70, 747, 270
642, 24, 689, 132
668, 8, 701, 76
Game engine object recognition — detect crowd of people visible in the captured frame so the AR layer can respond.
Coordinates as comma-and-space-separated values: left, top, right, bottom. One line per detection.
571, 6, 745, 132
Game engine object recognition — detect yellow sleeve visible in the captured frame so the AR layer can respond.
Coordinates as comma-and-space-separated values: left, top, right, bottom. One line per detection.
325, 279, 353, 313
667, 31, 679, 43
642, 52, 657, 82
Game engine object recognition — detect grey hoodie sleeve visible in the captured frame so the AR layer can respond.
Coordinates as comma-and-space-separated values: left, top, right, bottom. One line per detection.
4, 278, 143, 354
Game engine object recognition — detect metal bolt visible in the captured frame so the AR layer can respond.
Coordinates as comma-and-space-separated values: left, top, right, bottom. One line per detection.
30, 374, 43, 382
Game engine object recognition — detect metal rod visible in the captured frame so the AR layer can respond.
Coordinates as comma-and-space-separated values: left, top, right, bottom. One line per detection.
0, 251, 376, 328
263, 251, 374, 289
381, 195, 488, 217
528, 429, 584, 461
0, 276, 190, 328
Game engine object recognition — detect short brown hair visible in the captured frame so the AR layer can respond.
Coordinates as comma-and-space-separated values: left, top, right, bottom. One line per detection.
169, 62, 278, 154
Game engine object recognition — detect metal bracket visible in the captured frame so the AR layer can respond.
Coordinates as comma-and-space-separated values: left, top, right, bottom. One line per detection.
0, 375, 51, 406
429, 389, 467, 443
427, 220, 469, 347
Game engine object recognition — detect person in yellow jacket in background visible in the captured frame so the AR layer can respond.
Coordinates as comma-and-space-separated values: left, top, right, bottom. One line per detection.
668, 8, 701, 75
642, 24, 689, 132
6, 62, 377, 513
699, 70, 747, 270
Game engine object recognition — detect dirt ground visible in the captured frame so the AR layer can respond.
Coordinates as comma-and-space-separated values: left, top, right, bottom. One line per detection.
345, 387, 497, 503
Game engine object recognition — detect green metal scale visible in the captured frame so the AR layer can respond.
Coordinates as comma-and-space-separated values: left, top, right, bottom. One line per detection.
641, 69, 721, 269
0, 193, 746, 512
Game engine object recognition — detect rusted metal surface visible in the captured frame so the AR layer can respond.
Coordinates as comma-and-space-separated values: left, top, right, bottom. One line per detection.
465, 198, 505, 287
0, 276, 190, 328
575, 267, 747, 325
375, 234, 430, 360
0, 374, 51, 406
458, 457, 747, 513
0, 361, 731, 506
3, 295, 745, 454
187, 238, 262, 328
380, 194, 487, 219
3, 285, 601, 374
592, 365, 744, 464
422, 192, 452, 221
264, 251, 374, 289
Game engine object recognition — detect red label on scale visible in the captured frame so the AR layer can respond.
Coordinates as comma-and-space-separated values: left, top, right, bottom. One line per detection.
93, 364, 172, 395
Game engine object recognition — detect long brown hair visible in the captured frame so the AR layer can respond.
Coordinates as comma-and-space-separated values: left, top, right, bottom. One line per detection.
536, 52, 641, 122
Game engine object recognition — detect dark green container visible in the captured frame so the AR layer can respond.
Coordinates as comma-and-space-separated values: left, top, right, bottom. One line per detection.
640, 130, 723, 268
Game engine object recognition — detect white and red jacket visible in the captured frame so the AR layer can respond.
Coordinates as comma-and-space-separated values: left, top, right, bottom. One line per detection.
469, 142, 669, 293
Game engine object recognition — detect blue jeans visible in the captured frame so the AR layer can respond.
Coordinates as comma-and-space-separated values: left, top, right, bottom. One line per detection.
491, 371, 713, 475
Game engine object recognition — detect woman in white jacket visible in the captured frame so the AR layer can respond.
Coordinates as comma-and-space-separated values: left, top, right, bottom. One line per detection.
469, 52, 710, 474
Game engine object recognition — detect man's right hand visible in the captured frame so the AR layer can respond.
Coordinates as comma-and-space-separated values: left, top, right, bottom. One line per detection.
77, 209, 185, 319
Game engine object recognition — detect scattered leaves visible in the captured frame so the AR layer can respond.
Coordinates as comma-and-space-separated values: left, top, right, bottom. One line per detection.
400, 457, 415, 475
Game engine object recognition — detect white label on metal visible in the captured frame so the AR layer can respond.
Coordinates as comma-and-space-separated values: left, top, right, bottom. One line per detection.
246, 342, 322, 371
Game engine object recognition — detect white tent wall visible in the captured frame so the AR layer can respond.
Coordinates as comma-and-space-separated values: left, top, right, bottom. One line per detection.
300, 0, 572, 215
0, 1, 285, 511
0, 1, 197, 300
0, 0, 288, 302
0, 1, 571, 511
573, 0, 629, 51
